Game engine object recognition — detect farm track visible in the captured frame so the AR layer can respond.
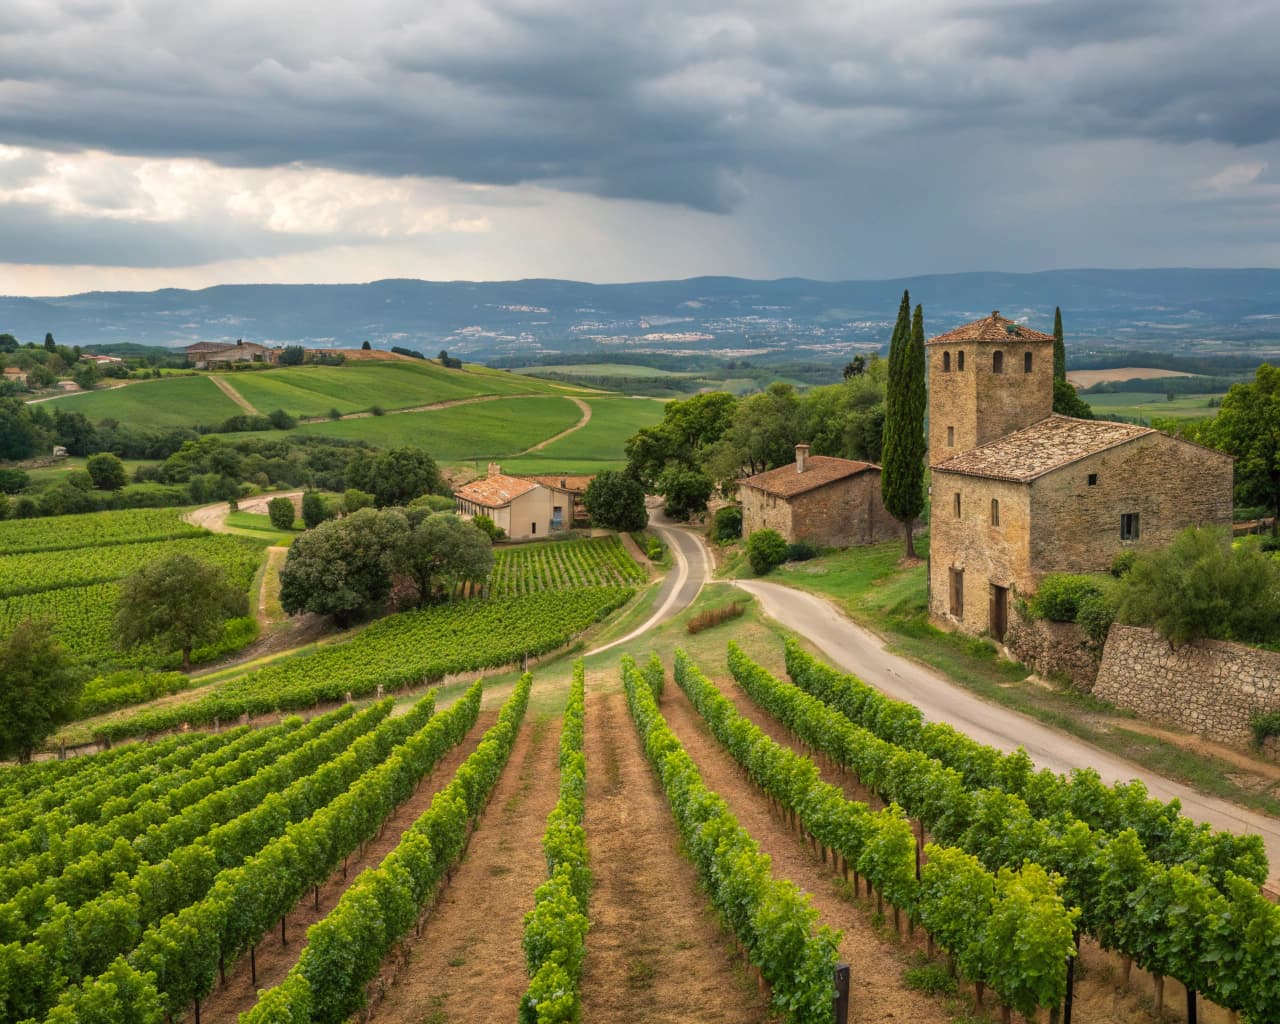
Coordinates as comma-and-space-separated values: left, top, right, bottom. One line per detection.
367, 712, 561, 1024
513, 395, 592, 454
209, 375, 260, 415
294, 391, 551, 424
196, 708, 499, 1024
657, 680, 958, 1024
714, 670, 1226, 1024
580, 691, 770, 1024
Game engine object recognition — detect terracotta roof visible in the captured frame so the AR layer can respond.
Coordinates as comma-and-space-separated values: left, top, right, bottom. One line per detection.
739, 456, 877, 498
927, 311, 1054, 346
931, 415, 1156, 483
519, 474, 593, 493
454, 473, 540, 508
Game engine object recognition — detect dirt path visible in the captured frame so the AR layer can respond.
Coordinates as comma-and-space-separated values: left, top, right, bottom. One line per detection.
198, 708, 499, 1024
368, 713, 561, 1024
514, 396, 592, 454
295, 392, 552, 424
580, 691, 770, 1023
712, 670, 1230, 1024
209, 374, 260, 415
657, 680, 957, 1024
183, 492, 303, 536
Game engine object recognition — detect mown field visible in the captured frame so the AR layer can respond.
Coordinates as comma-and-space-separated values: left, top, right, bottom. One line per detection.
37, 375, 244, 428
1084, 390, 1224, 421
498, 397, 667, 474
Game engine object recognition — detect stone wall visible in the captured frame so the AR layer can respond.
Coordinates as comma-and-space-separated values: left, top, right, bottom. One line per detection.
1094, 624, 1280, 747
791, 472, 897, 548
741, 487, 794, 541
1003, 613, 1099, 691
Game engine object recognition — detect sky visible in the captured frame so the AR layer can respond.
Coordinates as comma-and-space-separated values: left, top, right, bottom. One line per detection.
1, 0, 1278, 295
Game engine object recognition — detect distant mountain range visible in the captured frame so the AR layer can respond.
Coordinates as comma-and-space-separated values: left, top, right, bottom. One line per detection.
4, 269, 1280, 364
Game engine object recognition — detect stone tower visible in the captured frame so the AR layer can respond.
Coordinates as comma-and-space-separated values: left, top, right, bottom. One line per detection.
927, 311, 1055, 465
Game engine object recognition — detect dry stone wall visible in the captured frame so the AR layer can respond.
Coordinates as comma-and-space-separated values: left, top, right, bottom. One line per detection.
1094, 624, 1280, 747
1004, 613, 1099, 690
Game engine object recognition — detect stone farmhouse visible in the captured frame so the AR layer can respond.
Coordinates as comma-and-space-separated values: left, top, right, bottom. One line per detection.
927, 312, 1233, 640
184, 340, 278, 369
2, 367, 28, 385
454, 465, 577, 541
516, 474, 594, 526
739, 443, 898, 548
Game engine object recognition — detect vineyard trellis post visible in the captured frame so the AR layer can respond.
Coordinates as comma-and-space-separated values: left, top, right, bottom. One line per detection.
834, 962, 850, 1024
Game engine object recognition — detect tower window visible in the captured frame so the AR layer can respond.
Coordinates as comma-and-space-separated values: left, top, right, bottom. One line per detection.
1088, 473, 1098, 486
1120, 513, 1139, 541
957, 351, 965, 371
992, 350, 1005, 374
991, 499, 1000, 526
949, 568, 964, 618
947, 426, 955, 447
954, 492, 962, 518
1024, 351, 1033, 373
943, 351, 951, 372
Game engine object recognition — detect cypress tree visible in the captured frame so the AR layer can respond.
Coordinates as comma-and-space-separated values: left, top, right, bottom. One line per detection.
1052, 306, 1066, 383
881, 292, 927, 558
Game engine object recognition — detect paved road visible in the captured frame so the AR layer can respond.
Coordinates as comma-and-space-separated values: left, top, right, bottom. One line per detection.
731, 578, 1280, 886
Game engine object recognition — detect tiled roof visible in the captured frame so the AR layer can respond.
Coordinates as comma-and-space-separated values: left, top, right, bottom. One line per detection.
932, 415, 1155, 482
519, 474, 593, 493
454, 473, 540, 507
739, 456, 877, 498
927, 311, 1055, 346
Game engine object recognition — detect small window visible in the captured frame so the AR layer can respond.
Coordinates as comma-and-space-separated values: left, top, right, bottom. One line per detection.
532, 522, 537, 535
1120, 513, 1139, 541
943, 351, 951, 372
1024, 351, 1033, 373
991, 498, 1000, 526
949, 568, 964, 618
992, 350, 1004, 374
953, 492, 962, 518
947, 426, 955, 447
1088, 473, 1098, 486
957, 350, 965, 371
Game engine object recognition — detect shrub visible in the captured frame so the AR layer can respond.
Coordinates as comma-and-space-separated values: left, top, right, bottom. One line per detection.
343, 488, 374, 514
472, 513, 506, 541
1251, 710, 1280, 748
327, 407, 342, 420
267, 496, 297, 530
409, 493, 455, 513
746, 529, 788, 575
1117, 527, 1280, 647
785, 539, 820, 562
1110, 550, 1137, 578
686, 602, 745, 634
1028, 574, 1104, 622
0, 467, 29, 494
711, 505, 742, 542
1076, 587, 1120, 647
86, 452, 127, 491
645, 535, 664, 561
268, 408, 297, 430
370, 405, 386, 417
302, 491, 331, 529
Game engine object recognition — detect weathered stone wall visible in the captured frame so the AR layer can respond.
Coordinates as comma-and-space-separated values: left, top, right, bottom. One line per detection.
741, 487, 794, 541
1030, 433, 1233, 576
1094, 624, 1280, 747
1004, 613, 1100, 690
791, 472, 898, 548
928, 473, 1032, 635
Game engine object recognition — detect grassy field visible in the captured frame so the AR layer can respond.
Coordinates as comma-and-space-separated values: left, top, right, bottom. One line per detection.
499, 397, 666, 474
20, 458, 158, 488
512, 363, 697, 379
1085, 391, 1223, 421
38, 376, 244, 428
293, 395, 585, 461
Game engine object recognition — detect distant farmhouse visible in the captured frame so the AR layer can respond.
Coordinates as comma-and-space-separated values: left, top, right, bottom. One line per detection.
927, 312, 1232, 640
739, 444, 898, 548
185, 340, 278, 369
454, 465, 578, 541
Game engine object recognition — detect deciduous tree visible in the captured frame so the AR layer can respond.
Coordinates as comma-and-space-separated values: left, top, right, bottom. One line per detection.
116, 554, 249, 670
86, 452, 127, 491
369, 447, 446, 508
1215, 363, 1280, 534
583, 470, 648, 532
398, 514, 494, 605
0, 619, 84, 762
268, 495, 296, 529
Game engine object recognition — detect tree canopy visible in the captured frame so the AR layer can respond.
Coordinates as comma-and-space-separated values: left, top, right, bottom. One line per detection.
880, 293, 926, 558
115, 553, 249, 670
583, 470, 648, 532
0, 619, 84, 762
1214, 363, 1280, 533
398, 513, 494, 606
86, 452, 127, 491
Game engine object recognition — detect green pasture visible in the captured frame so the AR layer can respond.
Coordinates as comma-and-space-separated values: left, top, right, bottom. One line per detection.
291, 395, 584, 461
500, 396, 666, 474
512, 363, 696, 379
1085, 391, 1223, 422
20, 458, 158, 488
38, 376, 243, 428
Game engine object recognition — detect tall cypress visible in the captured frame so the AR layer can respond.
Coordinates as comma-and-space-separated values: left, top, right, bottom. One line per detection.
881, 292, 926, 558
1052, 306, 1066, 383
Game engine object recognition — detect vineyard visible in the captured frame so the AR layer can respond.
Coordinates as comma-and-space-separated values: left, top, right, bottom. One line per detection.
489, 536, 646, 596
0, 507, 205, 555
3, 624, 1277, 1024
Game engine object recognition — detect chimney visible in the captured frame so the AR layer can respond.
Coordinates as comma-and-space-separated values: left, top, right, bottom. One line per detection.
795, 443, 810, 474
487, 463, 501, 477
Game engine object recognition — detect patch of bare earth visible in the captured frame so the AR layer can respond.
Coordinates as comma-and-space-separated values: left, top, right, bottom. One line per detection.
1066, 367, 1197, 387
714, 670, 1234, 1024
366, 712, 562, 1024
658, 680, 957, 1024
579, 691, 770, 1024
197, 708, 499, 1024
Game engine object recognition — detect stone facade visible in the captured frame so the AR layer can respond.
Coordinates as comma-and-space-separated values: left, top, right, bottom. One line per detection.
1094, 624, 1280, 747
1003, 612, 1100, 691
742, 470, 897, 548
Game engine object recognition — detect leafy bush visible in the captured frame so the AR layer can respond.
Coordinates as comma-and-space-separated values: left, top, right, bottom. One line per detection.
1028, 574, 1104, 622
267, 408, 296, 430
267, 496, 296, 530
1251, 710, 1280, 748
1117, 527, 1280, 647
370, 404, 386, 416
0, 468, 29, 494
471, 513, 505, 541
1110, 549, 1137, 578
785, 539, 820, 562
746, 528, 788, 575
301, 491, 331, 529
711, 504, 742, 542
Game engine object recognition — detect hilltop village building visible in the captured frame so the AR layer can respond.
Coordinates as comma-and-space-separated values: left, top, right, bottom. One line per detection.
454, 465, 577, 541
185, 340, 278, 369
739, 444, 898, 548
927, 312, 1233, 640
